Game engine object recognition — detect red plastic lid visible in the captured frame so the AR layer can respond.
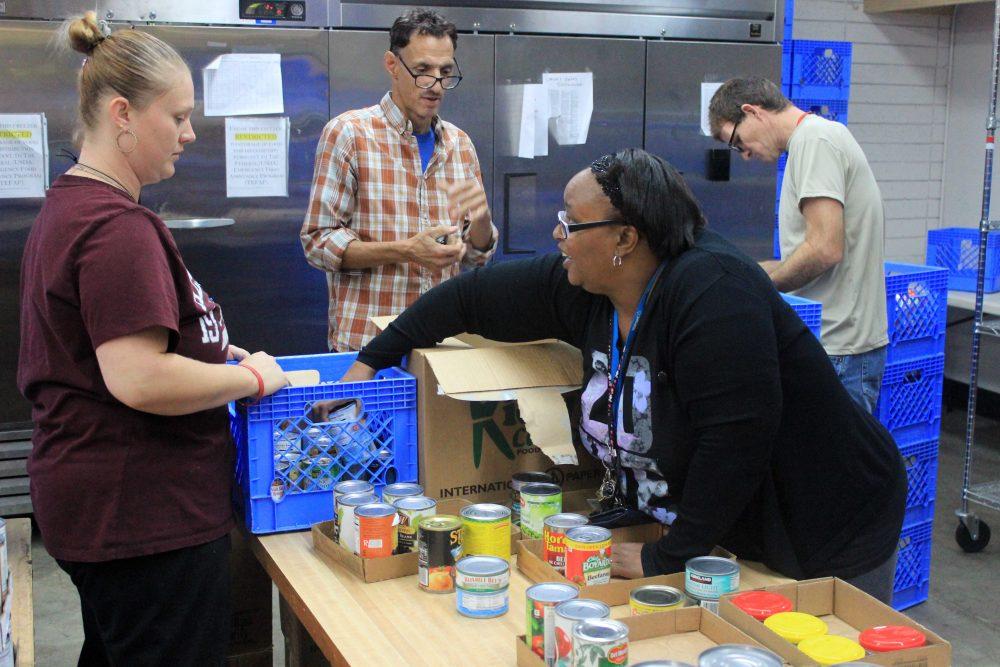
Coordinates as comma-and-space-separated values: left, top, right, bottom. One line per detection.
859, 625, 927, 652
730, 591, 794, 620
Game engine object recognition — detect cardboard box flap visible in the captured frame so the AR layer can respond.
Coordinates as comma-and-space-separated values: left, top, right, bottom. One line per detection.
370, 315, 528, 350
424, 342, 582, 395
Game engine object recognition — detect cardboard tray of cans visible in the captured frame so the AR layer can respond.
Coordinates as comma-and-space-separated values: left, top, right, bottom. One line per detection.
719, 577, 951, 667
311, 498, 522, 583
515, 605, 768, 666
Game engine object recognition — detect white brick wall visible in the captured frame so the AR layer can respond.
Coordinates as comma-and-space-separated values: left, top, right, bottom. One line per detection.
790, 0, 952, 264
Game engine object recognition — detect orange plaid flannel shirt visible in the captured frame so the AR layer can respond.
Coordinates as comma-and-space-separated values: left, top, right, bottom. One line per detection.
301, 92, 497, 351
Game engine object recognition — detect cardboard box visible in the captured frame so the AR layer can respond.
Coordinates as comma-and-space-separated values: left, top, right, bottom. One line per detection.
228, 528, 273, 661
719, 577, 952, 666
311, 498, 522, 583
516, 605, 770, 666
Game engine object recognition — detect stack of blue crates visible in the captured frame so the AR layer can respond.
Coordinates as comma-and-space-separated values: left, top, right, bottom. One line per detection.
781, 292, 822, 339
879, 263, 949, 610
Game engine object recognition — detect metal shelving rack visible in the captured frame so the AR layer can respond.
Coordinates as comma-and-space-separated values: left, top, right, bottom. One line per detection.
956, 0, 1000, 554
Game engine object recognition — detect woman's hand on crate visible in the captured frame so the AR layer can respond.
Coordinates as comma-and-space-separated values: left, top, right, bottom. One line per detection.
610, 542, 645, 579
340, 360, 376, 384
239, 352, 289, 397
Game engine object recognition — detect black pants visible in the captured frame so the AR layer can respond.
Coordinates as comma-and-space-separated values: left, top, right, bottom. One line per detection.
57, 534, 231, 667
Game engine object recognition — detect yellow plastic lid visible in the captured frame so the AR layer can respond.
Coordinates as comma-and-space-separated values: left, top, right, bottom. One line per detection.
763, 611, 828, 644
798, 635, 867, 665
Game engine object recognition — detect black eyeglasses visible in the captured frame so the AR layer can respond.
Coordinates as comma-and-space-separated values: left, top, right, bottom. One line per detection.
556, 210, 622, 239
394, 53, 463, 90
727, 116, 744, 153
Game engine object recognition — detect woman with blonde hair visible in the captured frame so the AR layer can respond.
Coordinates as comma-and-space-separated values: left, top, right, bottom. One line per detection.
18, 13, 287, 664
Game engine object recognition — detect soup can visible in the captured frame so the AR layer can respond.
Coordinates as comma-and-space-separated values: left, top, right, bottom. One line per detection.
572, 619, 628, 667
382, 482, 423, 507
460, 503, 512, 560
553, 599, 610, 667
564, 526, 612, 586
698, 644, 783, 667
519, 482, 562, 539
511, 471, 554, 527
418, 515, 462, 593
685, 556, 740, 613
336, 492, 377, 554
455, 555, 509, 619
354, 502, 399, 558
332, 480, 374, 541
525, 583, 578, 665
629, 585, 686, 615
543, 513, 589, 572
393, 496, 436, 554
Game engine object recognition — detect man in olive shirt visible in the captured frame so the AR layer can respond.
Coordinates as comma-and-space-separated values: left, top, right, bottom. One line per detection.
709, 78, 888, 413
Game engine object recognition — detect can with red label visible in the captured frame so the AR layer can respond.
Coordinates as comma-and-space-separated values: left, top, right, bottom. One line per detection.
564, 526, 612, 586
572, 619, 628, 666
354, 502, 398, 558
543, 513, 589, 572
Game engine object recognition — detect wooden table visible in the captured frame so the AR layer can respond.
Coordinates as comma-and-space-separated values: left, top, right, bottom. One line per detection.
250, 530, 793, 666
8, 518, 33, 667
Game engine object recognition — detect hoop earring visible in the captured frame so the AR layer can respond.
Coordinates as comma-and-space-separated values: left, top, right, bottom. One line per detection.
612, 254, 623, 268
115, 127, 138, 154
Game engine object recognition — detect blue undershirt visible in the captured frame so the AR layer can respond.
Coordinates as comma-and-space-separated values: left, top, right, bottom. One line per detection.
415, 128, 435, 173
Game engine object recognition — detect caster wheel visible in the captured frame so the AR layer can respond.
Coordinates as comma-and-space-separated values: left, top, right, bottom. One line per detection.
956, 520, 991, 553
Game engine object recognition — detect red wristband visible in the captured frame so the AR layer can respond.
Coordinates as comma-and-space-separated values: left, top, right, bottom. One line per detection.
241, 365, 265, 403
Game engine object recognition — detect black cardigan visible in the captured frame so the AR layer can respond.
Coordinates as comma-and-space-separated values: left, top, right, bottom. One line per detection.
358, 229, 906, 580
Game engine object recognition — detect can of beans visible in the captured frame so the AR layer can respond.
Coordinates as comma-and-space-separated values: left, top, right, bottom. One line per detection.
629, 585, 685, 615
336, 492, 377, 554
354, 502, 399, 558
393, 496, 436, 554
455, 555, 509, 619
332, 480, 374, 541
553, 599, 610, 667
685, 556, 740, 613
564, 525, 612, 586
460, 503, 512, 560
511, 471, 554, 527
519, 482, 562, 540
572, 619, 628, 667
543, 513, 589, 572
382, 482, 423, 507
418, 515, 462, 593
525, 583, 578, 665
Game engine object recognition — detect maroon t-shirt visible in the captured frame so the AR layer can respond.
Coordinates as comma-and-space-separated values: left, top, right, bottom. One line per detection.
18, 175, 235, 562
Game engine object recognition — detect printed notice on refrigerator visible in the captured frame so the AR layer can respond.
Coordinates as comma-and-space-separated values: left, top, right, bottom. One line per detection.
0, 113, 48, 198
225, 117, 289, 198
700, 82, 724, 136
498, 83, 554, 159
543, 72, 593, 145
204, 54, 284, 117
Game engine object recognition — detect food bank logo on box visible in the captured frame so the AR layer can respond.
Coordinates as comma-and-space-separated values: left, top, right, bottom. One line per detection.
469, 401, 533, 467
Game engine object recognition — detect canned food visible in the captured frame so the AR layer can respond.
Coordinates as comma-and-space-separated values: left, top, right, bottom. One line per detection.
332, 481, 374, 541
633, 662, 695, 667
512, 471, 555, 527
519, 482, 562, 539
685, 556, 740, 612
763, 611, 828, 645
336, 492, 378, 553
418, 515, 462, 593
393, 496, 436, 554
525, 582, 579, 664
798, 635, 867, 665
543, 513, 589, 572
698, 644, 783, 667
382, 482, 424, 507
553, 599, 610, 667
354, 502, 399, 558
729, 590, 793, 621
455, 555, 509, 618
629, 585, 685, 615
460, 503, 512, 560
572, 619, 628, 667
564, 526, 612, 586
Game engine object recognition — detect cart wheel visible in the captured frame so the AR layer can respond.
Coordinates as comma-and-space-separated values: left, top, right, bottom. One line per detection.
956, 520, 991, 553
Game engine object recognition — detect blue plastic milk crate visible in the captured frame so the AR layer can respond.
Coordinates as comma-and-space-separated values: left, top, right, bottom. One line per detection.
884, 262, 949, 364
781, 293, 822, 339
897, 436, 939, 526
892, 519, 934, 611
877, 353, 944, 444
926, 227, 1000, 293
787, 40, 852, 100
793, 98, 849, 124
229, 352, 417, 534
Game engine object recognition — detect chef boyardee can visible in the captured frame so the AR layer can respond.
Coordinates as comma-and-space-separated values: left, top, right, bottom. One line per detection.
512, 471, 555, 527
455, 555, 509, 619
697, 644, 783, 667
336, 492, 377, 554
519, 482, 562, 539
460, 503, 512, 560
572, 619, 628, 667
543, 513, 589, 572
526, 583, 578, 665
553, 599, 610, 667
418, 515, 462, 593
685, 556, 740, 614
564, 526, 612, 586
382, 482, 423, 507
393, 496, 436, 554
332, 480, 374, 541
629, 585, 685, 615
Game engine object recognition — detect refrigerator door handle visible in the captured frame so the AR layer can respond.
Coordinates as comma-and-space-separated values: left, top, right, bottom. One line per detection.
164, 218, 236, 230
502, 172, 535, 255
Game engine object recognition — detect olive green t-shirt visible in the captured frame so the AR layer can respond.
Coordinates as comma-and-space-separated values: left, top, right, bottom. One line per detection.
779, 115, 888, 355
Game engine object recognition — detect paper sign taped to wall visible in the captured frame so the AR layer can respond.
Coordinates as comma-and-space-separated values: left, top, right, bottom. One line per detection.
204, 53, 284, 117
701, 82, 724, 137
0, 113, 48, 198
225, 116, 289, 198
543, 72, 593, 145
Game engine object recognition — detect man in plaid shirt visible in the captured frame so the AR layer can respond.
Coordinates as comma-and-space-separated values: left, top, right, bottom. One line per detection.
301, 9, 498, 351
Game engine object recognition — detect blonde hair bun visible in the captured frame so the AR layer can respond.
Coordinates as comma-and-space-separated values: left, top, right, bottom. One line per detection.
67, 11, 105, 56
